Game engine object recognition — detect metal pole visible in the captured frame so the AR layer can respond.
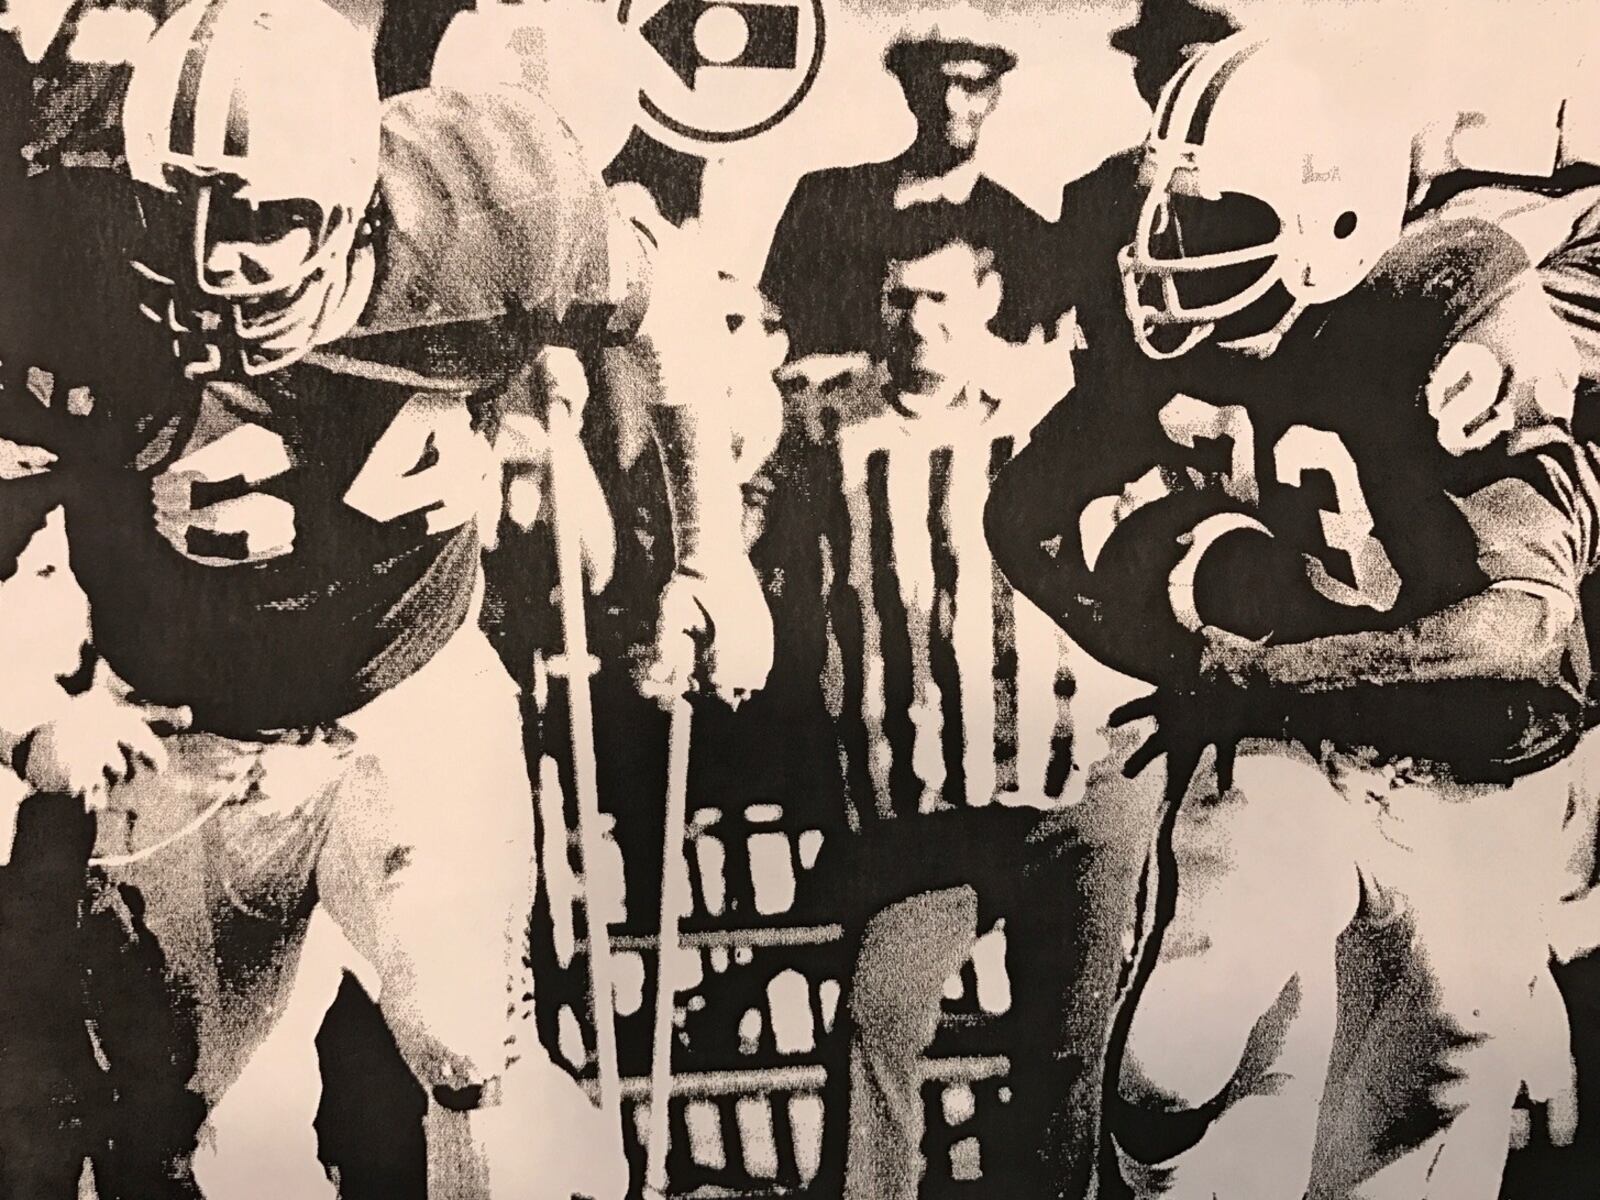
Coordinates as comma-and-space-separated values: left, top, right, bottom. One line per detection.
545, 391, 624, 1136
644, 695, 695, 1198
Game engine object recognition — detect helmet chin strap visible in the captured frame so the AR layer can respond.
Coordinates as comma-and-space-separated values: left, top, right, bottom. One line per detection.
1214, 297, 1308, 359
305, 197, 382, 353
235, 228, 376, 375
313, 241, 376, 350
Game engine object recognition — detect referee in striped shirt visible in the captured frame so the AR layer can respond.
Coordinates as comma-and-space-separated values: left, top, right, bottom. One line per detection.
755, 222, 1089, 1197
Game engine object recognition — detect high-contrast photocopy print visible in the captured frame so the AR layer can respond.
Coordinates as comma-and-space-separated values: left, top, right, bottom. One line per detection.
4, 0, 1600, 1197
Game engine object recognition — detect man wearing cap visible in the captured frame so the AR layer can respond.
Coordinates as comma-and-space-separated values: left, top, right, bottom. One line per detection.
761, 31, 1057, 369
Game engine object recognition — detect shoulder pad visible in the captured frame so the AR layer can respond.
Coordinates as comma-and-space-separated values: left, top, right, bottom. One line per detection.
359, 86, 617, 339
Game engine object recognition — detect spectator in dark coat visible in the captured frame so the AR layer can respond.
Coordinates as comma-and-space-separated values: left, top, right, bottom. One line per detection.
761, 31, 1058, 368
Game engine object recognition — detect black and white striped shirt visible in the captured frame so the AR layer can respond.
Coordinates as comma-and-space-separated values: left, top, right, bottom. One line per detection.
758, 380, 1076, 822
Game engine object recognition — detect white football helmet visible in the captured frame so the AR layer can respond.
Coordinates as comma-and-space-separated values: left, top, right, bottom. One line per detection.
1118, 32, 1413, 359
123, 0, 381, 377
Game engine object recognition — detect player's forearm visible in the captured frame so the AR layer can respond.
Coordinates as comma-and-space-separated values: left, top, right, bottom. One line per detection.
1257, 587, 1570, 692
647, 396, 745, 571
1429, 184, 1600, 269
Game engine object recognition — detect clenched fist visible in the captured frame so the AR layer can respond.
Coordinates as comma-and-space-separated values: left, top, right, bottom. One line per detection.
15, 668, 191, 804
642, 552, 774, 708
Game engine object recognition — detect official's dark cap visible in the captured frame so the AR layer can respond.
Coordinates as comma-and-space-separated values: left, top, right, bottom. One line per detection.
884, 34, 1018, 86
1108, 0, 1243, 61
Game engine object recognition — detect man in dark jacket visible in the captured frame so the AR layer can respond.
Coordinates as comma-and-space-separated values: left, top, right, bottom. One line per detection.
761, 31, 1056, 364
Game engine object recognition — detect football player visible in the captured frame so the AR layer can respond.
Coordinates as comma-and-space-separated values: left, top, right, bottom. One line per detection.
986, 33, 1600, 1200
785, 8, 1256, 1195
0, 1, 771, 1198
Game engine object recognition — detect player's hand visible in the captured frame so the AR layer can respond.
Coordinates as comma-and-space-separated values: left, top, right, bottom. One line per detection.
1108, 643, 1279, 790
15, 670, 191, 805
1107, 689, 1238, 795
344, 393, 499, 539
642, 552, 773, 708
1426, 277, 1579, 456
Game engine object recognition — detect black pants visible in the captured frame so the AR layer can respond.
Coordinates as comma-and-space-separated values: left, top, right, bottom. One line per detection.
0, 795, 205, 1200
812, 801, 1145, 1199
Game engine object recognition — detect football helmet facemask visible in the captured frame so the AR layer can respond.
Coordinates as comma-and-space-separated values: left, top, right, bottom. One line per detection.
123, 0, 380, 378
1118, 32, 1412, 359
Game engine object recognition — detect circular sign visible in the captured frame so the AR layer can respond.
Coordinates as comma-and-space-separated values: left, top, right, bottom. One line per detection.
621, 0, 825, 144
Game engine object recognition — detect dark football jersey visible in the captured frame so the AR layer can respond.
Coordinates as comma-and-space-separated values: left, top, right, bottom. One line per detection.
990, 215, 1600, 778
10, 86, 646, 736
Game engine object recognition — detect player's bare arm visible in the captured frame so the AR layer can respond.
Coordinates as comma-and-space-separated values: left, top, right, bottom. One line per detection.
0, 504, 189, 807
1207, 585, 1571, 693
618, 192, 779, 706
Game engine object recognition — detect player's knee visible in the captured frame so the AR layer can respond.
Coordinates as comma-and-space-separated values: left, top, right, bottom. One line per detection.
1119, 1002, 1246, 1116
849, 887, 978, 1052
1213, 753, 1362, 943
